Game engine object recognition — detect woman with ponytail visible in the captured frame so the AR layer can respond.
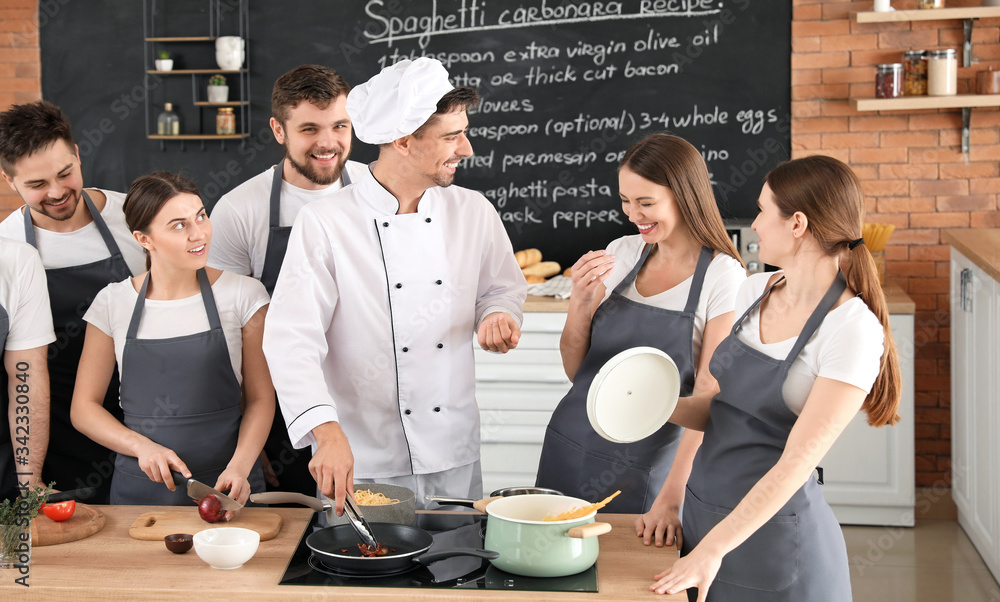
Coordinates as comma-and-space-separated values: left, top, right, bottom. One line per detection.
653, 155, 900, 600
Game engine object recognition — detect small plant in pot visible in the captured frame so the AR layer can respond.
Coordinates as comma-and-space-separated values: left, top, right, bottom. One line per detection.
0, 482, 53, 569
207, 74, 228, 103
155, 50, 173, 72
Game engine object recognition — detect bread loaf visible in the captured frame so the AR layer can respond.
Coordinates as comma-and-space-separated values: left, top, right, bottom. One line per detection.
525, 274, 546, 284
522, 261, 561, 278
515, 248, 542, 268
563, 267, 572, 277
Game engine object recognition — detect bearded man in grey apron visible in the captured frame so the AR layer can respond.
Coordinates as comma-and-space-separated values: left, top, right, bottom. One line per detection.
536, 246, 713, 514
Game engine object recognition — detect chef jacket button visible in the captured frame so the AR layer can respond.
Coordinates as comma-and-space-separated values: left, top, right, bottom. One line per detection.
435, 279, 442, 285
402, 347, 409, 353
433, 407, 441, 412
395, 283, 402, 289
404, 409, 412, 415
425, 217, 432, 223
437, 343, 443, 349
382, 221, 389, 227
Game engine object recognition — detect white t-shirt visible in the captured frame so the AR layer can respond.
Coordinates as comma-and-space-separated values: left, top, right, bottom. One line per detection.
84, 271, 269, 385
207, 160, 368, 278
734, 272, 885, 415
0, 189, 146, 276
600, 235, 747, 363
0, 238, 56, 351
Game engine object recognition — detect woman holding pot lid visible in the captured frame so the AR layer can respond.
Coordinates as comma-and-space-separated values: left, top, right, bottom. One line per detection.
653, 156, 900, 600
535, 134, 746, 538
70, 172, 273, 509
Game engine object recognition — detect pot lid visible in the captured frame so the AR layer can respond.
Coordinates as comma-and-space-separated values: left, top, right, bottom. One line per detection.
586, 346, 680, 444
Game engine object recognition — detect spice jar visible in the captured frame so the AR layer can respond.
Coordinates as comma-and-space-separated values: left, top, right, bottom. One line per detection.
216, 107, 235, 135
875, 63, 903, 99
902, 50, 927, 95
927, 49, 958, 96
977, 67, 1000, 95
917, 0, 943, 8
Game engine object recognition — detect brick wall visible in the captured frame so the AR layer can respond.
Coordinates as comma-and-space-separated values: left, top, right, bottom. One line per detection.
0, 0, 40, 213
3, 0, 994, 488
793, 0, 1000, 487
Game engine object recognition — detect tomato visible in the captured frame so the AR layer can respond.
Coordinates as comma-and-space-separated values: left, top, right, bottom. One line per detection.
42, 500, 76, 521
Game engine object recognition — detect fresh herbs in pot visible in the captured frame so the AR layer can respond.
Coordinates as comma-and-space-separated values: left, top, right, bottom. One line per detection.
0, 483, 53, 562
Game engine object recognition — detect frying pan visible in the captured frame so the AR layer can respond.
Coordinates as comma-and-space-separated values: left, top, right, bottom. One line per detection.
427, 486, 563, 509
306, 523, 498, 576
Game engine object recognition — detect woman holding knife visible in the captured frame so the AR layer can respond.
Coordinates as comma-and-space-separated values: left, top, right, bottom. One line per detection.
71, 172, 273, 509
654, 155, 900, 600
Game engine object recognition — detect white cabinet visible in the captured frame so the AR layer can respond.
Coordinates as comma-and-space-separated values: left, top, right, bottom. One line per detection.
476, 308, 916, 527
950, 247, 1000, 583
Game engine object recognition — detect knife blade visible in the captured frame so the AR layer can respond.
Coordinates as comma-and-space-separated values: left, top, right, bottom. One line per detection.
170, 471, 243, 511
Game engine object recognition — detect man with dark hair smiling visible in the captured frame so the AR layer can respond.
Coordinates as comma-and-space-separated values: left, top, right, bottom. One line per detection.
0, 101, 145, 502
209, 64, 366, 496
262, 58, 526, 518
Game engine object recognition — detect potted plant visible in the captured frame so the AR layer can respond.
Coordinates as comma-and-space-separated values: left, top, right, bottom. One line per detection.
155, 50, 173, 72
207, 74, 228, 103
0, 483, 52, 569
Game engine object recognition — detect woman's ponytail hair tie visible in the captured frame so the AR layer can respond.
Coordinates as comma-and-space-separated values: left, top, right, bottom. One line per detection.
849, 237, 865, 250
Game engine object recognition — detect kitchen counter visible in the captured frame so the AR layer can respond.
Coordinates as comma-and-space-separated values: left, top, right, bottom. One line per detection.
943, 228, 1000, 283
526, 281, 916, 314
4, 506, 684, 600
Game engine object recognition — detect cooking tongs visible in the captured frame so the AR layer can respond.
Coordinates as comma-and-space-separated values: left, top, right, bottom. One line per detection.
343, 494, 380, 550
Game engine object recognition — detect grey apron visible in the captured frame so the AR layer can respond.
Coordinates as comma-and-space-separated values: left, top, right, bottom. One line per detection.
682, 272, 852, 601
24, 191, 131, 503
0, 301, 17, 501
110, 268, 264, 505
260, 163, 350, 497
536, 246, 713, 514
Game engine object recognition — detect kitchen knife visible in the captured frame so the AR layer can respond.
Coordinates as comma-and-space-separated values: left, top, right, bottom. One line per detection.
169, 471, 243, 511
47, 487, 97, 503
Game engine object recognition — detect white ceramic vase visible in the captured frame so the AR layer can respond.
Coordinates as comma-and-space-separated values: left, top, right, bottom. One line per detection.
215, 37, 245, 70
155, 59, 173, 71
207, 85, 229, 103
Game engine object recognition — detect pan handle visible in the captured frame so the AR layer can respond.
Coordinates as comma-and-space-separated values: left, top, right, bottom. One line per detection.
413, 548, 500, 567
424, 496, 476, 508
250, 491, 326, 512
567, 522, 612, 539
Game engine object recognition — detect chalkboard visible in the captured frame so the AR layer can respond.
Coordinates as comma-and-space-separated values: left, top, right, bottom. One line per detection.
41, 0, 790, 270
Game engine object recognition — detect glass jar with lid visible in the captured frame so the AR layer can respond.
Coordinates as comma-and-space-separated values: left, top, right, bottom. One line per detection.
927, 49, 958, 96
875, 63, 903, 99
902, 50, 927, 95
216, 107, 236, 135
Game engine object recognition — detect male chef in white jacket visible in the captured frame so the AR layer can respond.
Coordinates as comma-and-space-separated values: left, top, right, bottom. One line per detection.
263, 57, 526, 515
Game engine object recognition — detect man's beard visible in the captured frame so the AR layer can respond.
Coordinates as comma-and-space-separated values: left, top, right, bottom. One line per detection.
286, 148, 346, 186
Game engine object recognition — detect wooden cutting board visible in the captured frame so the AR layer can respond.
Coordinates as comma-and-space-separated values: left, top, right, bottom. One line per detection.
31, 503, 106, 546
128, 508, 283, 541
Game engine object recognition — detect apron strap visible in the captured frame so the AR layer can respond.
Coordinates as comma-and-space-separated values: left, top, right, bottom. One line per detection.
732, 275, 786, 336
682, 246, 715, 314
268, 163, 283, 229
341, 166, 352, 187
784, 271, 847, 363
611, 244, 653, 296
23, 191, 131, 276
126, 268, 223, 340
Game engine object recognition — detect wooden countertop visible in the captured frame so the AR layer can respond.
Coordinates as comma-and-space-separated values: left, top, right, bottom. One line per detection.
6, 506, 683, 600
526, 282, 916, 315
943, 229, 1000, 283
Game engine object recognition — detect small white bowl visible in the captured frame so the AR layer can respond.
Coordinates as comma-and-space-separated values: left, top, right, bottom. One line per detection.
192, 527, 260, 570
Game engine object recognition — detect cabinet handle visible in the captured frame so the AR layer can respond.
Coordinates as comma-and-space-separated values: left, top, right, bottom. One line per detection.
960, 268, 966, 312
960, 268, 973, 313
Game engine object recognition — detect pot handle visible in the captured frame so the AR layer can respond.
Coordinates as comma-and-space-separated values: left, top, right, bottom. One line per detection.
567, 522, 612, 539
414, 548, 500, 567
424, 496, 476, 508
250, 491, 326, 512
472, 496, 502, 513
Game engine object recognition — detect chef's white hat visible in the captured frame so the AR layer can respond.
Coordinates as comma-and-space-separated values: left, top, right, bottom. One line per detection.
346, 58, 455, 145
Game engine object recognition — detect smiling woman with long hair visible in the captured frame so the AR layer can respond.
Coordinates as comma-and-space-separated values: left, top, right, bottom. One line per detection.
70, 172, 274, 514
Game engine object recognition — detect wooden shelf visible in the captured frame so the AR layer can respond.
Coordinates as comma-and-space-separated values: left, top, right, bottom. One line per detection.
145, 36, 215, 42
853, 94, 1000, 111
146, 69, 244, 75
193, 101, 249, 106
147, 134, 249, 140
854, 7, 1000, 23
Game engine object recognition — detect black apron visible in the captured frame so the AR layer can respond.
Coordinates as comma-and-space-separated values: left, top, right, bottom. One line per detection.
0, 301, 18, 501
24, 191, 131, 503
260, 163, 350, 497
110, 268, 264, 505
536, 245, 713, 513
682, 272, 853, 601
